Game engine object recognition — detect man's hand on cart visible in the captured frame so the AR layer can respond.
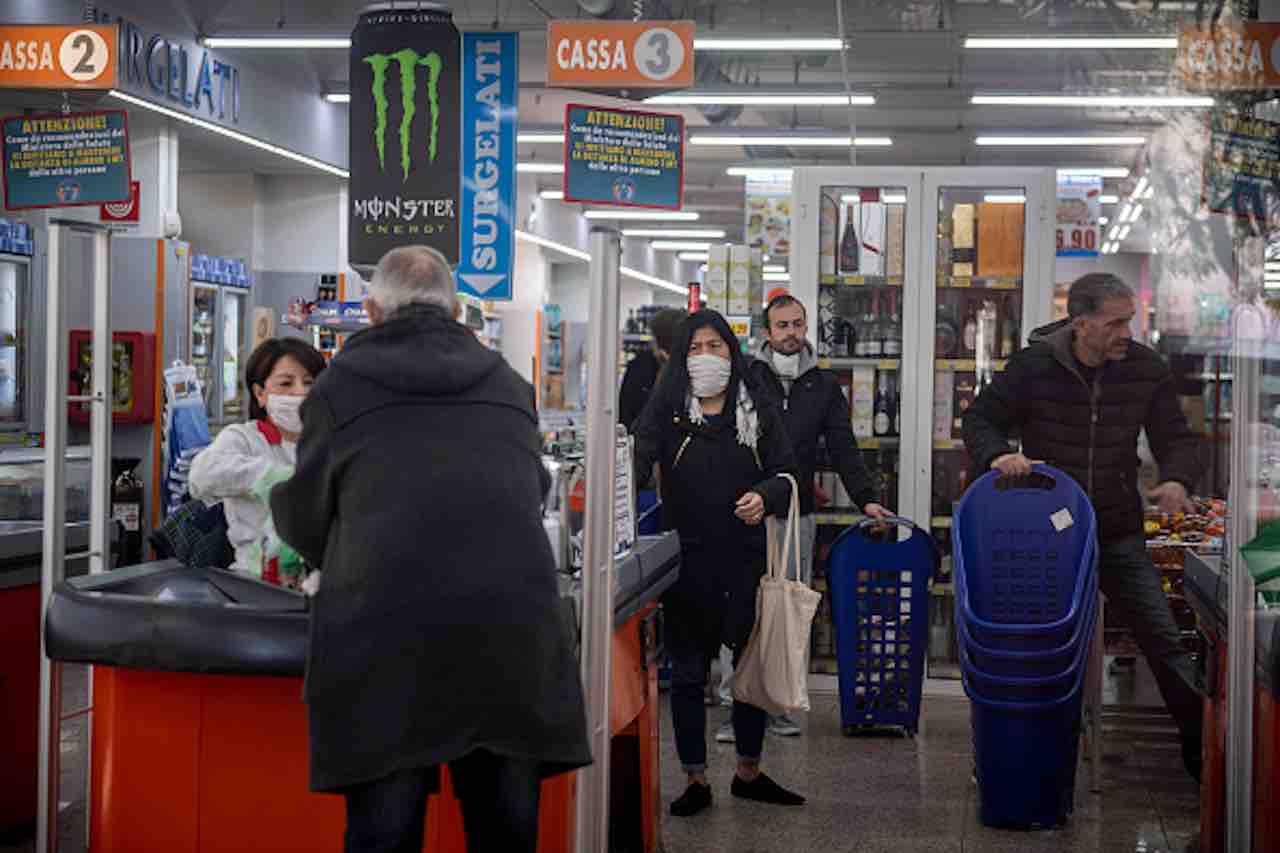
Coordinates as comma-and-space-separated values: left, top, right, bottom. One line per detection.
735, 491, 766, 526
1146, 481, 1195, 515
862, 502, 891, 520
991, 453, 1041, 478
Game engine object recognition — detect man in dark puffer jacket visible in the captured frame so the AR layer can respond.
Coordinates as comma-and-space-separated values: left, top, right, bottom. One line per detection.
963, 273, 1204, 781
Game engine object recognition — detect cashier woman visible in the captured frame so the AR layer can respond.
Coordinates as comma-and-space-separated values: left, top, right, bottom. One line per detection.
189, 338, 327, 588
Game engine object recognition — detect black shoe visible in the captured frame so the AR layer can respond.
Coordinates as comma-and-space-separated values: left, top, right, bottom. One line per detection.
1182, 736, 1203, 783
730, 772, 805, 806
669, 782, 712, 817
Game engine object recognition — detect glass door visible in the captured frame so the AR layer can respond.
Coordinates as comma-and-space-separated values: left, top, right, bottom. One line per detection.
0, 255, 27, 427
190, 283, 218, 421
918, 167, 1055, 678
221, 288, 248, 421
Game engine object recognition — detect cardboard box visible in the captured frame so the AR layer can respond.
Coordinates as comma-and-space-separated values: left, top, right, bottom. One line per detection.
933, 370, 955, 440
729, 244, 752, 316
705, 244, 729, 312
951, 203, 976, 277
885, 202, 906, 278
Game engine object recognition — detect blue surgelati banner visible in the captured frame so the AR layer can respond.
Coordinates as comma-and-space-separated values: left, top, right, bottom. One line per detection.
455, 32, 518, 301
2, 109, 131, 210
563, 104, 683, 210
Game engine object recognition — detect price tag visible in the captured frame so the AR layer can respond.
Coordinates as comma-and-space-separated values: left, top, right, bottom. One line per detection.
1056, 175, 1102, 257
951, 277, 972, 288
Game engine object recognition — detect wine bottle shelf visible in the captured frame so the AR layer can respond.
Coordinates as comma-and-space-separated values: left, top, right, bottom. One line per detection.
859, 437, 901, 449
819, 274, 904, 287
815, 512, 864, 526
818, 357, 901, 370
931, 516, 953, 528
936, 275, 1022, 290
934, 358, 1008, 372
933, 438, 964, 450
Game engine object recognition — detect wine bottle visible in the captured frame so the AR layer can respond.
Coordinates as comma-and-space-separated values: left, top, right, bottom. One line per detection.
874, 372, 892, 436
865, 291, 883, 358
839, 204, 860, 274
852, 294, 867, 357
878, 449, 895, 509
962, 298, 978, 356
884, 291, 902, 356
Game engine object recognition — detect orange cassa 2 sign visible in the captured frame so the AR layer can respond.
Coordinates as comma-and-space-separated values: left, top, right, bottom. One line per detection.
0, 25, 117, 90
546, 20, 694, 90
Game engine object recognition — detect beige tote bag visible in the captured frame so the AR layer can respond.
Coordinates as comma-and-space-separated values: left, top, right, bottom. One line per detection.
732, 474, 823, 715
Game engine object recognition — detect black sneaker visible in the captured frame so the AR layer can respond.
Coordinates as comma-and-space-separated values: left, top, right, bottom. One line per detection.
669, 782, 712, 817
730, 772, 805, 806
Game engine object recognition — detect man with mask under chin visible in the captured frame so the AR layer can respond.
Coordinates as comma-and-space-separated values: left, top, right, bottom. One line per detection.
736, 293, 889, 738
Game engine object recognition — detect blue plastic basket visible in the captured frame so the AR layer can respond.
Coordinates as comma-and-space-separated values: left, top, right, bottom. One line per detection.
965, 645, 1089, 829
953, 466, 1099, 649
959, 602, 1097, 703
827, 517, 937, 736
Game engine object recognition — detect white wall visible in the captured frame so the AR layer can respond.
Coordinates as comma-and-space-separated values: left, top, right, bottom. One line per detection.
255, 175, 346, 274
178, 174, 258, 259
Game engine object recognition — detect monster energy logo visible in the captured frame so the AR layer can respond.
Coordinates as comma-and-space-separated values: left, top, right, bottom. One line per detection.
364, 48, 443, 181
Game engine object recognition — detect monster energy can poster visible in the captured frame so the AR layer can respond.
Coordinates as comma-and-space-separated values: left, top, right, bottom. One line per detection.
349, 6, 461, 267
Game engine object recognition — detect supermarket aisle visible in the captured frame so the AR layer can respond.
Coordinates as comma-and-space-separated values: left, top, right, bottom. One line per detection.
659, 671, 1200, 853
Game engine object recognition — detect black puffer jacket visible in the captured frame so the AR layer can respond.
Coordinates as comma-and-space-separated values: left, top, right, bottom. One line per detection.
747, 343, 877, 515
963, 320, 1202, 543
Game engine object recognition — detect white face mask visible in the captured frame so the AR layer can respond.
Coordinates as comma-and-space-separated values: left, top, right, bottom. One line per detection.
266, 394, 305, 435
772, 350, 801, 379
687, 354, 732, 399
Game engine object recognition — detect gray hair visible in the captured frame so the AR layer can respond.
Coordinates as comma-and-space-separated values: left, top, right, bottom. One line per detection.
368, 245, 457, 315
1067, 273, 1134, 319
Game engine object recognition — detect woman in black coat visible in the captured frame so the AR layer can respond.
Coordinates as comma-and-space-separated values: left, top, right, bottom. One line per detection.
633, 310, 803, 817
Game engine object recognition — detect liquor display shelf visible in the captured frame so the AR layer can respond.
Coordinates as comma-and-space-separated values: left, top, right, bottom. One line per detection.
818, 357, 902, 370
936, 275, 1022, 290
931, 516, 953, 529
935, 358, 1008, 372
933, 438, 964, 450
819, 274, 904, 287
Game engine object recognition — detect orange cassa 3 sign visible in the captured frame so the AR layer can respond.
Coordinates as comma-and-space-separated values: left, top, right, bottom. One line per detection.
0, 25, 117, 90
546, 20, 694, 90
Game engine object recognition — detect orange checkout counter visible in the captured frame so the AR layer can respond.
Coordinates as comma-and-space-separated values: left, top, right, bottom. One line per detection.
44, 535, 679, 853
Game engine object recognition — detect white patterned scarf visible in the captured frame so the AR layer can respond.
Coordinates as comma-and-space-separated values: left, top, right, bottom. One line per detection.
688, 381, 760, 451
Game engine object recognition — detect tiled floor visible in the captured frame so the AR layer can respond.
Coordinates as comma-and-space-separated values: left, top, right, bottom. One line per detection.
659, 662, 1201, 853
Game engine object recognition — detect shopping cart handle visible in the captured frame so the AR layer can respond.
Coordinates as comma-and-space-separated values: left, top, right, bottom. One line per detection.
854, 515, 921, 533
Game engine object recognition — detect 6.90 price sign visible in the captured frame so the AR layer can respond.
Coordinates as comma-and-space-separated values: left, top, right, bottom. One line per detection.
1056, 175, 1102, 258
1056, 225, 1099, 254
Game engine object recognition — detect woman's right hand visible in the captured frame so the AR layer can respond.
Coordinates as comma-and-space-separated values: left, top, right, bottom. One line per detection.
735, 491, 765, 525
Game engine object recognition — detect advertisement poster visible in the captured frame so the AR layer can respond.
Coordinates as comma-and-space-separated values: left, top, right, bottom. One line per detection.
1202, 110, 1280, 228
563, 104, 683, 209
2, 109, 130, 210
455, 32, 517, 301
745, 175, 791, 258
348, 6, 461, 267
1055, 175, 1101, 257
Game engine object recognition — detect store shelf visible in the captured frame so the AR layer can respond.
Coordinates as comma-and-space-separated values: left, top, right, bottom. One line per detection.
815, 511, 864, 526
622, 333, 653, 343
858, 437, 901, 449
931, 516, 953, 528
819, 274, 903, 287
936, 275, 1022, 290
1198, 373, 1234, 381
933, 438, 964, 450
935, 358, 1007, 372
929, 581, 954, 598
819, 357, 901, 370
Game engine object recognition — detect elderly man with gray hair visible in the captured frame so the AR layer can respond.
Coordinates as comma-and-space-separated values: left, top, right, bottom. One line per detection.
271, 245, 591, 853
963, 272, 1205, 783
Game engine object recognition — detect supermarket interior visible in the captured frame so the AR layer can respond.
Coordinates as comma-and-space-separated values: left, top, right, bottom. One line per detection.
1, 1, 1280, 852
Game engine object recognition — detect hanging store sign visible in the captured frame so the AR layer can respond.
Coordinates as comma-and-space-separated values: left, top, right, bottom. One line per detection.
1202, 110, 1280, 227
1055, 175, 1101, 257
349, 6, 461, 268
0, 24, 117, 90
546, 20, 694, 94
455, 32, 517, 301
1177, 23, 1280, 90
100, 179, 140, 223
745, 174, 791, 258
563, 104, 684, 209
2, 109, 131, 210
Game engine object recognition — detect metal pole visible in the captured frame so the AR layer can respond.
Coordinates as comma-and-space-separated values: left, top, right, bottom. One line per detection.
573, 226, 621, 853
1226, 301, 1263, 852
38, 222, 69, 853
89, 229, 112, 574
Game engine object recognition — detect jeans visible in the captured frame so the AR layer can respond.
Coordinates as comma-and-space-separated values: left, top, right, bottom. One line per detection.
1098, 535, 1203, 741
343, 750, 541, 853
666, 594, 767, 774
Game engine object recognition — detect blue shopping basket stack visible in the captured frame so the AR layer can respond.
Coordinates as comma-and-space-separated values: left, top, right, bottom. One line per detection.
953, 464, 1099, 829
827, 518, 938, 736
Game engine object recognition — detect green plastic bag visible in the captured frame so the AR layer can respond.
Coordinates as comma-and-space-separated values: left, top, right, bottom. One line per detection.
1241, 520, 1280, 604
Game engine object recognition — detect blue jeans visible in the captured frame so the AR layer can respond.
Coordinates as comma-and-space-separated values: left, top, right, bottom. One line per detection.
342, 750, 541, 853
1098, 535, 1203, 740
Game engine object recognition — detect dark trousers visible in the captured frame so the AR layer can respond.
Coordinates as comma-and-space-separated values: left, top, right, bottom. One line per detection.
343, 750, 541, 853
1099, 535, 1204, 741
665, 591, 767, 774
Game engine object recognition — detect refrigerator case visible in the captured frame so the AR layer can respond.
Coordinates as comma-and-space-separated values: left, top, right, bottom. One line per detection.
791, 166, 1055, 679
189, 275, 253, 426
0, 253, 32, 434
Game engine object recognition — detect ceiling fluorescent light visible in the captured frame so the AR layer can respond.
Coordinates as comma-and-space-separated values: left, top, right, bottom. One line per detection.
621, 228, 726, 238
1108, 226, 1121, 240
678, 252, 710, 262
976, 135, 1146, 146
726, 166, 794, 179
583, 210, 700, 221
108, 90, 348, 177
841, 194, 861, 204
517, 163, 565, 174
646, 92, 874, 106
1100, 194, 1120, 204
1133, 175, 1150, 197
972, 94, 1212, 107
323, 92, 350, 104
1099, 216, 1109, 225
763, 264, 786, 273
1129, 202, 1145, 222
518, 132, 565, 144
515, 230, 590, 261
1119, 203, 1134, 222
693, 37, 845, 51
695, 135, 891, 147
964, 36, 1178, 50
764, 272, 791, 282
651, 240, 713, 251
1140, 185, 1154, 199
984, 194, 1026, 203
1058, 167, 1130, 178
202, 36, 351, 48
539, 190, 564, 200
1117, 225, 1132, 240
883, 193, 907, 203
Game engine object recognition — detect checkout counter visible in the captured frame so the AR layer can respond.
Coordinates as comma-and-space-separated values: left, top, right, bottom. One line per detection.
1184, 552, 1280, 853
43, 532, 680, 853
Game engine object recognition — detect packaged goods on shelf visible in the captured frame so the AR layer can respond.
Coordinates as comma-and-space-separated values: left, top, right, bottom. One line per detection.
851, 365, 875, 438
705, 244, 729, 312
951, 203, 976, 277
728, 245, 752, 316
885, 203, 906, 279
976, 202, 1024, 279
